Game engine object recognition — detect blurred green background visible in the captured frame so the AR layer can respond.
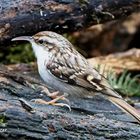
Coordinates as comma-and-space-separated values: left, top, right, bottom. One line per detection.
0, 43, 35, 64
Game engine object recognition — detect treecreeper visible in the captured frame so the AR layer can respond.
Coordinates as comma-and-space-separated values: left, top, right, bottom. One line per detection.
12, 31, 140, 124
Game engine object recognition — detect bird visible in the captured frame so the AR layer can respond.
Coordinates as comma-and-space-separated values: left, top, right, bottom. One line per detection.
12, 31, 140, 123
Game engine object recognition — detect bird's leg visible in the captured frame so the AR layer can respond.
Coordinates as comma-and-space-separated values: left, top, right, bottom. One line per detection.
31, 94, 71, 110
31, 86, 71, 110
39, 86, 69, 103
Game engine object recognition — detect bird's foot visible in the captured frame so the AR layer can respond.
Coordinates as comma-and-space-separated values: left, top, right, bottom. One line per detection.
31, 93, 71, 111
39, 86, 69, 103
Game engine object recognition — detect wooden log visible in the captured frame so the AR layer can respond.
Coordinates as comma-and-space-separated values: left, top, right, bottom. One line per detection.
0, 0, 140, 45
0, 62, 140, 139
88, 48, 140, 74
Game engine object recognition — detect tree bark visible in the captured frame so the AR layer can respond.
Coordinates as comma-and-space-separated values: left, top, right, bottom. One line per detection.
0, 61, 140, 139
0, 0, 140, 45
88, 48, 140, 74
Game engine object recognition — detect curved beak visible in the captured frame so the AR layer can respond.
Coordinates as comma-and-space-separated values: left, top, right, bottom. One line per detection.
12, 36, 33, 42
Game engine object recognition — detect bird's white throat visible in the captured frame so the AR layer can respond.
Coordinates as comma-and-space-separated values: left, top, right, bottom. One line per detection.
31, 43, 51, 83
31, 42, 50, 67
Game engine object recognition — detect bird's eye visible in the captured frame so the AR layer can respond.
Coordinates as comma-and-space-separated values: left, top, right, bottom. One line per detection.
38, 39, 44, 44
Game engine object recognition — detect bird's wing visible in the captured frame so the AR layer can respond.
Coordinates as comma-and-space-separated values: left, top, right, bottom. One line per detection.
47, 48, 140, 124
46, 48, 121, 99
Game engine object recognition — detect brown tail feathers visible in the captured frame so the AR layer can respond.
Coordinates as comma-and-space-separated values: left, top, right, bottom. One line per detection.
108, 96, 140, 124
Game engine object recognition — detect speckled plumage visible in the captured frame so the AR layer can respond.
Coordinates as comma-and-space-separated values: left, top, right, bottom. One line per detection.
33, 31, 105, 97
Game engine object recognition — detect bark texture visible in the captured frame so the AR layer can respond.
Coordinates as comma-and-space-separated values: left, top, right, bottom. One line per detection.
0, 0, 140, 45
0, 62, 140, 139
88, 48, 140, 74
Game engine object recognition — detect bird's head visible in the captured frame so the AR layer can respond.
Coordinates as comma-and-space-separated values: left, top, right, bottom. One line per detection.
12, 31, 72, 58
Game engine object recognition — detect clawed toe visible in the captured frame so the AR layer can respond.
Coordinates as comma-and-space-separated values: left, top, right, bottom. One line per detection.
51, 102, 71, 111
33, 86, 71, 110
31, 93, 71, 110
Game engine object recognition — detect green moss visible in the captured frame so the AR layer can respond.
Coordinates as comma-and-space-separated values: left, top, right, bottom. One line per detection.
63, 33, 76, 45
96, 65, 140, 97
79, 0, 89, 5
0, 43, 35, 64
0, 115, 7, 127
107, 70, 140, 97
